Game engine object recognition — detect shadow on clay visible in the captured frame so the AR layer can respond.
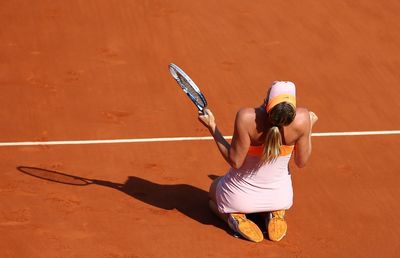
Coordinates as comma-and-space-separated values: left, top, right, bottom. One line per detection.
17, 166, 228, 232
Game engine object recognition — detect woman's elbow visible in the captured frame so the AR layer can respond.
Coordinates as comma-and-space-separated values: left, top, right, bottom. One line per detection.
296, 161, 307, 168
230, 162, 241, 169
294, 152, 311, 168
230, 159, 244, 169
295, 157, 309, 168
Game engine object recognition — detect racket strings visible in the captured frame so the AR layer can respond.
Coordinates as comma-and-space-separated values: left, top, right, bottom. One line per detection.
177, 73, 206, 108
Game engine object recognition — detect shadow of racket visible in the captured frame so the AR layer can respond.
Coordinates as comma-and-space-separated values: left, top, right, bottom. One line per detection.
17, 166, 96, 186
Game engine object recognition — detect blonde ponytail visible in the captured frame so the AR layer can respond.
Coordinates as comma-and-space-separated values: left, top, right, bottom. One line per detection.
261, 126, 282, 164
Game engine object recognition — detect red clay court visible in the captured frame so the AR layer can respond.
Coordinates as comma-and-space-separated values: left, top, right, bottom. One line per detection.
1, 1, 400, 257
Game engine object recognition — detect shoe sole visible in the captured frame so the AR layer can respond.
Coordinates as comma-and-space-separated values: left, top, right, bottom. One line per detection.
267, 217, 287, 241
230, 215, 264, 243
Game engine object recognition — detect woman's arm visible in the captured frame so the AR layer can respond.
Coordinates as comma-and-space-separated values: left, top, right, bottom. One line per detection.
293, 109, 318, 168
199, 108, 251, 169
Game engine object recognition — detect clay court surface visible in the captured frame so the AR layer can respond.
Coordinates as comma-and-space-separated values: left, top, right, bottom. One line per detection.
1, 0, 400, 257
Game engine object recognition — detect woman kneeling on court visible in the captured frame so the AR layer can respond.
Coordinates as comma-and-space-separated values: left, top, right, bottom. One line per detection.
198, 81, 318, 242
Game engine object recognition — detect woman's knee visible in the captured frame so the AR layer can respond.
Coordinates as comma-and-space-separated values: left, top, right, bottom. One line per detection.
208, 176, 221, 201
209, 199, 228, 222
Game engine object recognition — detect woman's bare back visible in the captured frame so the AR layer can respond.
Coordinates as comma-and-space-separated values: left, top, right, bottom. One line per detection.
243, 106, 310, 146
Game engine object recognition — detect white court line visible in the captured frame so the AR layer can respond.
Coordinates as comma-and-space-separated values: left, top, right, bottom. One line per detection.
312, 130, 400, 137
0, 130, 399, 147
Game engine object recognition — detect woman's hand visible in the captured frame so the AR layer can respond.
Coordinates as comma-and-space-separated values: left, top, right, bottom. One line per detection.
309, 111, 318, 128
198, 108, 216, 131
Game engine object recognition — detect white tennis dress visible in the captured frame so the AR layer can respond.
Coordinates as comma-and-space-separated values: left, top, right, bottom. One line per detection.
216, 145, 294, 214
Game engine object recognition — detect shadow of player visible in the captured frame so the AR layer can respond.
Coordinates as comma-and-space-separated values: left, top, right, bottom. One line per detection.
17, 166, 227, 231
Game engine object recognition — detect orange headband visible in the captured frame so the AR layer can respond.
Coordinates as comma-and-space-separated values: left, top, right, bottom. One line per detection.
266, 94, 296, 112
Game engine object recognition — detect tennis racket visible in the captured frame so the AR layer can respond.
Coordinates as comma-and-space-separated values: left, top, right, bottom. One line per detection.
169, 63, 207, 113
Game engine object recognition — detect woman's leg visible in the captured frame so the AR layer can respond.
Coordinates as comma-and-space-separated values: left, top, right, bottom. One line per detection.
208, 177, 229, 222
208, 177, 264, 242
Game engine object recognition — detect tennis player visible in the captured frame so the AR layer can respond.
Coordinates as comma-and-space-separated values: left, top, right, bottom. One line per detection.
198, 81, 318, 242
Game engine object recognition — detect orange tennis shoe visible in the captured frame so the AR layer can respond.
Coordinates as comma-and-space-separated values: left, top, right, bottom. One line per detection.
267, 210, 287, 241
228, 213, 264, 243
